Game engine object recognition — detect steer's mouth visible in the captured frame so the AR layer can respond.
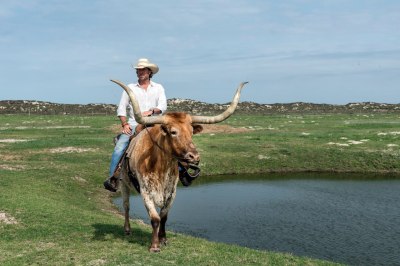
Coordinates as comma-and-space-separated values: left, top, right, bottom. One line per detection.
182, 151, 200, 165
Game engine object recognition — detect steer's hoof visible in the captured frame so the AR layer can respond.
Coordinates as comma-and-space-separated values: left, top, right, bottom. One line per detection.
159, 237, 168, 246
149, 246, 161, 253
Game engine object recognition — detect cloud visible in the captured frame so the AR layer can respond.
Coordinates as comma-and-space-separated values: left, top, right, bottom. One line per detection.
1, 1, 400, 104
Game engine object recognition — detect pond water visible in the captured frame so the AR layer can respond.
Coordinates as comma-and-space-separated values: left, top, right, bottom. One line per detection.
113, 173, 400, 266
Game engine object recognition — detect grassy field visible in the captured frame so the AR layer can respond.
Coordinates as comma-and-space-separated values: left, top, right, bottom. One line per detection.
1, 113, 399, 265
200, 113, 400, 175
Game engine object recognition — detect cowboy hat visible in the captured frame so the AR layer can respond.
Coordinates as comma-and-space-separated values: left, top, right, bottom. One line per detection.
132, 58, 159, 75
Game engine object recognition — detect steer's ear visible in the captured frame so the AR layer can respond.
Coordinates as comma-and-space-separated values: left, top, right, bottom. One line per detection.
192, 124, 203, 135
160, 124, 169, 136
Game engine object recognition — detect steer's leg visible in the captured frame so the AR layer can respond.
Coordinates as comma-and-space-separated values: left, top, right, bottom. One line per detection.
150, 215, 161, 252
142, 195, 161, 252
158, 186, 177, 246
121, 181, 131, 235
158, 210, 168, 246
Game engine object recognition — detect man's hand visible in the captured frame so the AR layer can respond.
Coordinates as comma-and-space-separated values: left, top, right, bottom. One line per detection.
142, 108, 161, 117
122, 124, 132, 135
142, 110, 153, 117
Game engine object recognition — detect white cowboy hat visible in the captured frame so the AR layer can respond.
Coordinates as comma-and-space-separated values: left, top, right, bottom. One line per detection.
132, 58, 159, 75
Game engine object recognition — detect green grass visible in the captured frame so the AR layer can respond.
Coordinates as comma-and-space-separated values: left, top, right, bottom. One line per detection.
197, 113, 400, 174
2, 113, 399, 265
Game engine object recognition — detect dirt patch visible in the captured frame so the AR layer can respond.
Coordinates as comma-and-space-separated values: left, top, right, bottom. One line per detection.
0, 211, 18, 225
48, 147, 98, 153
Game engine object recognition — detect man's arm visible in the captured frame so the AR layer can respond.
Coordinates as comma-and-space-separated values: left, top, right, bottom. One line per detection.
155, 85, 167, 114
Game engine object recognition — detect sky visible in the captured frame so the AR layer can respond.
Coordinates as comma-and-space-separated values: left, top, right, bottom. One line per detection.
0, 0, 399, 105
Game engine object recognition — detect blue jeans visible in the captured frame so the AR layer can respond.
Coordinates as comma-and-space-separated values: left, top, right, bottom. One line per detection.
109, 133, 131, 177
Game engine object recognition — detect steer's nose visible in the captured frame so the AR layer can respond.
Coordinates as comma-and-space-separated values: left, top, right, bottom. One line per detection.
184, 151, 200, 164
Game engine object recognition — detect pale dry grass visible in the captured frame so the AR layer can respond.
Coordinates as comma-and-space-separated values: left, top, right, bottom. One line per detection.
0, 211, 18, 225
71, 175, 88, 183
377, 131, 400, 136
34, 242, 57, 252
387, 144, 399, 147
47, 147, 98, 153
0, 139, 33, 143
0, 154, 23, 161
87, 259, 107, 266
0, 164, 26, 171
327, 139, 369, 147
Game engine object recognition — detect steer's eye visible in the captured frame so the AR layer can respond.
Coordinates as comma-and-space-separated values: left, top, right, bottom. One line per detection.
170, 130, 178, 136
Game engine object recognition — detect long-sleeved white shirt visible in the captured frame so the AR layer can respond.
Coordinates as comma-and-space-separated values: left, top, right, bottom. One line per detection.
116, 81, 167, 127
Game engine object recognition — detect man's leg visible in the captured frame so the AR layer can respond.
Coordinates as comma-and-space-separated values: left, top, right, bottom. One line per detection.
104, 133, 131, 192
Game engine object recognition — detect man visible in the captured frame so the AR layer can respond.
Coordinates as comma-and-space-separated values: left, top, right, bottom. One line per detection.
104, 58, 167, 192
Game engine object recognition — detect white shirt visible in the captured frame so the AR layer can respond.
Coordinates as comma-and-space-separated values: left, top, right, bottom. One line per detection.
116, 81, 167, 127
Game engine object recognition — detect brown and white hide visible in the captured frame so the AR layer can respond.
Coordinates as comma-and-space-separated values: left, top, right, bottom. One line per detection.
120, 113, 203, 252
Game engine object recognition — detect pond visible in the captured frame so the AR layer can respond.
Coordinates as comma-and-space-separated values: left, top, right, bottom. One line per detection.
113, 173, 400, 266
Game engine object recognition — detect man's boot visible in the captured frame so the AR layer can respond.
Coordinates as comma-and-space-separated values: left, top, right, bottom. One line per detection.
103, 175, 119, 192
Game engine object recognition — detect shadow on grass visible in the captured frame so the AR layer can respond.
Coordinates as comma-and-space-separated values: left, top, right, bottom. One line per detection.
91, 223, 152, 247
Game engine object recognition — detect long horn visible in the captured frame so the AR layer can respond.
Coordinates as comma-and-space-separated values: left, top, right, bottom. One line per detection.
110, 79, 165, 125
191, 82, 248, 124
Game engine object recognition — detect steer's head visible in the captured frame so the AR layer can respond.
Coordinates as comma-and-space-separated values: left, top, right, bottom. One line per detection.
160, 112, 203, 164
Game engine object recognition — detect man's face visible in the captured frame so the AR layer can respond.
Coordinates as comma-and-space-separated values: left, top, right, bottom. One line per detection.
136, 68, 151, 81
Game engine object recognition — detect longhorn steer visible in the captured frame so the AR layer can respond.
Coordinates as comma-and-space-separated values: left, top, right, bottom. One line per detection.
111, 79, 247, 252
